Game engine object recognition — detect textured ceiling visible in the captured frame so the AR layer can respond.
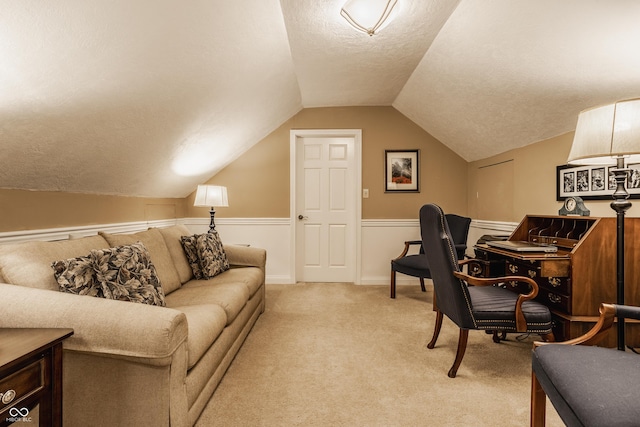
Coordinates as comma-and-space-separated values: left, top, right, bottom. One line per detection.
1, 0, 640, 198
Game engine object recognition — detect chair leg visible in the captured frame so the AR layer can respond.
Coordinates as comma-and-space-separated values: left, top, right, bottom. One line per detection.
530, 370, 546, 427
427, 309, 443, 349
419, 277, 426, 292
390, 267, 396, 299
540, 332, 555, 342
448, 329, 469, 378
492, 331, 506, 343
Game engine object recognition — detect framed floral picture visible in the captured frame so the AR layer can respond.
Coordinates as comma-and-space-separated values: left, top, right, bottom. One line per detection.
385, 150, 419, 192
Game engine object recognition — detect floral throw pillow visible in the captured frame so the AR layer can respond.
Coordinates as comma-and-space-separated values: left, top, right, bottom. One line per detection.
52, 255, 103, 297
180, 235, 204, 279
180, 232, 229, 279
91, 242, 166, 306
52, 242, 166, 307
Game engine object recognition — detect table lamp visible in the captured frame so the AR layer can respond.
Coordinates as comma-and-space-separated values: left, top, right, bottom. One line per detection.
567, 98, 640, 350
194, 185, 229, 232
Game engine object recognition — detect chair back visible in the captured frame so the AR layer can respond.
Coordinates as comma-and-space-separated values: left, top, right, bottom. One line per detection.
420, 204, 475, 329
445, 213, 471, 258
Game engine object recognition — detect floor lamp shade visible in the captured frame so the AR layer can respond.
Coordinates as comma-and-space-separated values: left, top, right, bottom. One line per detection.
194, 185, 228, 208
568, 98, 640, 165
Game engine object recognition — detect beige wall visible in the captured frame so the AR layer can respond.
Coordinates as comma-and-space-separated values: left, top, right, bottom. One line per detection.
468, 131, 640, 222
0, 189, 185, 232
188, 106, 469, 219
12, 107, 636, 232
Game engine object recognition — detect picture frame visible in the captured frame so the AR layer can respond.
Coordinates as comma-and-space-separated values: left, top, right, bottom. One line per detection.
385, 150, 419, 192
556, 164, 640, 201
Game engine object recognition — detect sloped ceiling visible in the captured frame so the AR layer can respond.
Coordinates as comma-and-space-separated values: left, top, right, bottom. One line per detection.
1, 0, 640, 198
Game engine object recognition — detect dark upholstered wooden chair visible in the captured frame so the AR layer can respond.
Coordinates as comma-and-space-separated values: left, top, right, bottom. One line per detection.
420, 203, 555, 378
390, 213, 470, 298
531, 303, 640, 427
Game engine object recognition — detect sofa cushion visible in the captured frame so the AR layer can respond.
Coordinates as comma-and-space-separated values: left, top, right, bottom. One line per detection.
181, 232, 230, 279
0, 235, 110, 290
100, 228, 182, 295
173, 304, 227, 369
157, 225, 194, 284
165, 282, 249, 325
52, 242, 166, 306
184, 267, 264, 298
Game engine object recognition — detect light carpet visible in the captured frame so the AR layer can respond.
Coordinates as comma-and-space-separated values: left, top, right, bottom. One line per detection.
195, 283, 564, 426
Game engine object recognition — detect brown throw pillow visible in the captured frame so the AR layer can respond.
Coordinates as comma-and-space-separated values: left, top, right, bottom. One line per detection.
52, 242, 166, 307
180, 232, 229, 279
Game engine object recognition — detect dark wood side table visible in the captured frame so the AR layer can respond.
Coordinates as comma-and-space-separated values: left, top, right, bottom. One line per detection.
0, 329, 73, 427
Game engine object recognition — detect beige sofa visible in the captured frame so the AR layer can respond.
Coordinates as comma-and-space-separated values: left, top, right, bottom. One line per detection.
0, 224, 266, 427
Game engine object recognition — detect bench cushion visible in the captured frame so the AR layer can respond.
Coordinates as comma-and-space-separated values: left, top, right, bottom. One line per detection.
533, 344, 640, 427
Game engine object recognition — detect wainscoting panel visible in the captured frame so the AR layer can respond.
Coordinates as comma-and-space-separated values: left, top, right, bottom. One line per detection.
182, 218, 293, 285
0, 217, 518, 286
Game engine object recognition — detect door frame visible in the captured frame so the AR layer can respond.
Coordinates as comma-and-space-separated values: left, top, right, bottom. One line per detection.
289, 129, 362, 284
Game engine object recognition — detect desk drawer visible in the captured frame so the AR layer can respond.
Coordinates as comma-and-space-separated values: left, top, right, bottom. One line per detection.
467, 259, 505, 278
505, 260, 570, 294
0, 359, 44, 413
539, 290, 571, 313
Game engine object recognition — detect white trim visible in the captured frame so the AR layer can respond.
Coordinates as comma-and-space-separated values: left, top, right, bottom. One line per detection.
181, 217, 290, 226
470, 219, 518, 233
0, 219, 179, 244
289, 129, 363, 284
362, 219, 419, 228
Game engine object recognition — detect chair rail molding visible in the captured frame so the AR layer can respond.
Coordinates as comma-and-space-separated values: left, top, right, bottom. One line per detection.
0, 217, 518, 286
0, 219, 178, 244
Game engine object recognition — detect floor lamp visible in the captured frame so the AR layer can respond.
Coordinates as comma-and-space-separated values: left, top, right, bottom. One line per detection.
567, 98, 640, 350
194, 185, 229, 232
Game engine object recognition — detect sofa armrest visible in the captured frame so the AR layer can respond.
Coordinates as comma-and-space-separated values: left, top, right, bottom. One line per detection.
224, 245, 266, 270
0, 283, 188, 365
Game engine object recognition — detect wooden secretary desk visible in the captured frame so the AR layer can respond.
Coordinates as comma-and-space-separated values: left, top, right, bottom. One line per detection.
471, 214, 640, 347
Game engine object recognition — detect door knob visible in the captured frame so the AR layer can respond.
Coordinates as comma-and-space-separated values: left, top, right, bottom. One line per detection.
298, 215, 308, 220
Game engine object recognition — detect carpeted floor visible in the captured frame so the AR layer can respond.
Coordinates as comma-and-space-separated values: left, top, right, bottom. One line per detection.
195, 283, 564, 426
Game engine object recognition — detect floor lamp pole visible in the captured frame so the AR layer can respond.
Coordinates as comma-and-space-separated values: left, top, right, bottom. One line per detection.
611, 156, 632, 351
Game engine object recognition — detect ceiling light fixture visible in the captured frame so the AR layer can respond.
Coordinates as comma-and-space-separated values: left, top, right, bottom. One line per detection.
340, 0, 398, 36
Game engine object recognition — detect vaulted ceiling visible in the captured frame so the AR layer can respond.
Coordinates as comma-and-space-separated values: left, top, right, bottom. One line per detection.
2, 0, 640, 198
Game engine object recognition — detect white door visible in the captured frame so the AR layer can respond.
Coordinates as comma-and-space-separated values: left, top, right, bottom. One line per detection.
291, 130, 361, 283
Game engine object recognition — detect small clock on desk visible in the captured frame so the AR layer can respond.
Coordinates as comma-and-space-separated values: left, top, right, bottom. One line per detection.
559, 196, 590, 216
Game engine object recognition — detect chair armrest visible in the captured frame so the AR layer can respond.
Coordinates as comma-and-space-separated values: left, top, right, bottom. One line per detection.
453, 271, 540, 332
534, 303, 639, 348
393, 240, 423, 259
0, 283, 188, 365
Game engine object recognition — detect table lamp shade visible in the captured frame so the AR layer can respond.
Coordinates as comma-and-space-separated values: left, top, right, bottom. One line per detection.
568, 98, 640, 165
194, 185, 228, 207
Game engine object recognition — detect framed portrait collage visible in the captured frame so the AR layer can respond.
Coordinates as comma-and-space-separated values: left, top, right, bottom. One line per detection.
556, 164, 640, 201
